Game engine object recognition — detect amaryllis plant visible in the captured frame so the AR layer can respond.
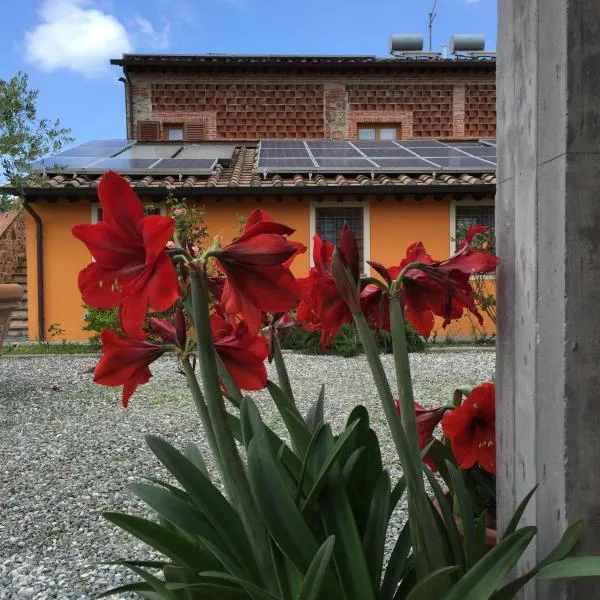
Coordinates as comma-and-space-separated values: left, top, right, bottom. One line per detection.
76, 172, 600, 599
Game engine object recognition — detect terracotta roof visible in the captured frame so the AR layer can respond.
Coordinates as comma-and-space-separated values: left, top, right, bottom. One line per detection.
111, 54, 495, 70
17, 147, 496, 198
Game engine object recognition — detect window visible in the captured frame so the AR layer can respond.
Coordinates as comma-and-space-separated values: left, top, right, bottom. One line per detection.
357, 126, 400, 140
92, 203, 165, 223
166, 126, 184, 141
453, 204, 495, 251
312, 203, 370, 272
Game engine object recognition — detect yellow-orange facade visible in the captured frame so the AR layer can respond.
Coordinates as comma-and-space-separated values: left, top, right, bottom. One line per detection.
25, 194, 495, 341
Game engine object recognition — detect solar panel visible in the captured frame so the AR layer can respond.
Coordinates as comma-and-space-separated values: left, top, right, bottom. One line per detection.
417, 147, 474, 158
429, 157, 495, 171
460, 147, 497, 158
309, 147, 363, 158
361, 148, 415, 158
177, 144, 237, 159
115, 145, 181, 159
306, 141, 353, 149
260, 148, 311, 158
256, 158, 317, 171
372, 158, 440, 170
82, 158, 158, 172
149, 158, 217, 173
53, 148, 114, 158
30, 157, 101, 171
78, 139, 132, 147
395, 140, 446, 148
313, 158, 376, 170
260, 141, 307, 149
352, 140, 399, 149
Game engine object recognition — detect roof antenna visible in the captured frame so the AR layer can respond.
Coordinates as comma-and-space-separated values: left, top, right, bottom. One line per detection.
427, 0, 438, 51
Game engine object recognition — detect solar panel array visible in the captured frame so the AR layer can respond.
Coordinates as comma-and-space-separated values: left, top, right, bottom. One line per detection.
255, 140, 496, 174
30, 140, 219, 175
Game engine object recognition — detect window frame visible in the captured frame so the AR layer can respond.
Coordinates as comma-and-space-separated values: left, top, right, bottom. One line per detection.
91, 201, 167, 224
357, 125, 401, 141
309, 200, 371, 274
166, 125, 184, 141
450, 198, 496, 276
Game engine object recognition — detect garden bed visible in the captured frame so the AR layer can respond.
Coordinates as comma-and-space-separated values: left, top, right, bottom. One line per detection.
0, 351, 494, 599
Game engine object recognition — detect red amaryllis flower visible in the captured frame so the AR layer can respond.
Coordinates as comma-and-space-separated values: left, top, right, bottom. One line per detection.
72, 171, 179, 337
441, 382, 496, 474
395, 400, 447, 471
149, 310, 187, 350
211, 313, 269, 391
94, 330, 166, 407
213, 208, 306, 333
296, 224, 360, 347
397, 225, 500, 338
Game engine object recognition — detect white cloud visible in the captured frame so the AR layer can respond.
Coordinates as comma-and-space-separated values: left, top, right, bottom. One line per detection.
132, 15, 170, 51
24, 0, 172, 77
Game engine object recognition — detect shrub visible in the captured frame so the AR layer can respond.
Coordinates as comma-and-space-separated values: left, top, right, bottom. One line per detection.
280, 323, 426, 356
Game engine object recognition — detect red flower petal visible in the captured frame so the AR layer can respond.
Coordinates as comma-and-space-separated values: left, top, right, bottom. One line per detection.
98, 171, 144, 237
94, 330, 165, 407
139, 215, 175, 264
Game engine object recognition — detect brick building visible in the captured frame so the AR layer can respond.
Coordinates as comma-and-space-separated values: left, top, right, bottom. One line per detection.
111, 54, 495, 142
8, 53, 497, 341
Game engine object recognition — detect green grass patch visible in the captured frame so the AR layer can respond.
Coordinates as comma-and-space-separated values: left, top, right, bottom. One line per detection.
1, 342, 101, 355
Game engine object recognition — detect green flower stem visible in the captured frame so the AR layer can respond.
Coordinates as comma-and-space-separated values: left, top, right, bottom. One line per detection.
272, 334, 295, 403
353, 308, 446, 580
352, 310, 421, 486
215, 353, 243, 408
189, 268, 276, 591
180, 355, 222, 473
389, 296, 420, 457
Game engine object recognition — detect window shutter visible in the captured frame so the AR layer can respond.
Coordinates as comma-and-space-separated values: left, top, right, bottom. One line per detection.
137, 120, 161, 141
184, 122, 206, 141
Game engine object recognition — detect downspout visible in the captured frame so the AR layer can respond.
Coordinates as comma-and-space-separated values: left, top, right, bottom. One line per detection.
118, 71, 133, 140
23, 203, 45, 341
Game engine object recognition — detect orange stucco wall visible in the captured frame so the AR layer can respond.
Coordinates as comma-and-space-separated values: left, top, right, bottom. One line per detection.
26, 194, 493, 341
25, 200, 92, 340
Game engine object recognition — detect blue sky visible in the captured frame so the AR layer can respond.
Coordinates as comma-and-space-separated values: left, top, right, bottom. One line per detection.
1, 0, 497, 145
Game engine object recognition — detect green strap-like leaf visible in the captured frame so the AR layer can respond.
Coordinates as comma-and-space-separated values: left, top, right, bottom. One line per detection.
362, 471, 391, 587
103, 512, 219, 572
536, 557, 600, 579
446, 462, 476, 569
183, 442, 210, 478
389, 476, 407, 516
491, 520, 586, 599
296, 536, 336, 600
127, 483, 242, 576
301, 420, 360, 515
96, 581, 165, 599
305, 384, 325, 432
267, 380, 312, 456
381, 521, 412, 600
443, 527, 537, 600
319, 476, 374, 600
404, 566, 459, 600
246, 437, 338, 593
120, 564, 175, 600
502, 485, 538, 538
423, 469, 463, 568
167, 571, 280, 600
145, 436, 261, 583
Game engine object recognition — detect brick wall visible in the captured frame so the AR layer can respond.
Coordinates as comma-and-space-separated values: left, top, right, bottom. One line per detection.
128, 67, 495, 140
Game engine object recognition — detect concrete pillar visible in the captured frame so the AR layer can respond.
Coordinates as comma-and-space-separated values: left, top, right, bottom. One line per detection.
497, 1, 600, 598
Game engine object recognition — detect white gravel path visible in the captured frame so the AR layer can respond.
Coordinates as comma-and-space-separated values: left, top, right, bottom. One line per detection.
0, 350, 495, 599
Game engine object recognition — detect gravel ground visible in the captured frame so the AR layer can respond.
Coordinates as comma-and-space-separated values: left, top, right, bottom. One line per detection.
0, 350, 494, 599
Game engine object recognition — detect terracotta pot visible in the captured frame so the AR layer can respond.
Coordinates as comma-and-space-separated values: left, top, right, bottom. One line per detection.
432, 493, 497, 551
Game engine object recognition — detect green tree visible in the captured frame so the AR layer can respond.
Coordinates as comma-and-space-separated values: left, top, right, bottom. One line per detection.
0, 72, 72, 208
